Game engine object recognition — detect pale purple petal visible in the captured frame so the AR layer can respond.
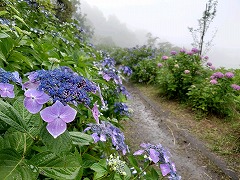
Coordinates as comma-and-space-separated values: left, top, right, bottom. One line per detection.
35, 92, 49, 104
100, 134, 106, 141
171, 163, 176, 172
92, 133, 100, 143
40, 106, 57, 122
60, 106, 77, 123
12, 71, 22, 84
133, 149, 144, 155
149, 148, 160, 163
6, 91, 15, 98
24, 89, 44, 98
92, 102, 99, 124
160, 164, 171, 176
140, 143, 148, 148
103, 74, 111, 81
23, 81, 40, 89
24, 97, 43, 114
46, 119, 67, 138
0, 83, 14, 91
84, 127, 91, 132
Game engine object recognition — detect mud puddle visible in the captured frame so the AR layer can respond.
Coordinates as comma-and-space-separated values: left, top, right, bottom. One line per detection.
123, 84, 238, 180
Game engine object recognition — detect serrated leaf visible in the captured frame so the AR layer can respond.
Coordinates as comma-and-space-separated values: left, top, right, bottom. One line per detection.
0, 99, 28, 133
30, 152, 81, 180
40, 126, 72, 155
0, 149, 38, 180
3, 131, 33, 154
69, 131, 93, 146
90, 159, 108, 180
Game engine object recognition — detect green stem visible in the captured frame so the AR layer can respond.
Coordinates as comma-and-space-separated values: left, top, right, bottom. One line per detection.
132, 162, 151, 180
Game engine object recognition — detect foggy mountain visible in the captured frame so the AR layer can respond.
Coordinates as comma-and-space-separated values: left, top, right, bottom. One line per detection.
81, 1, 148, 47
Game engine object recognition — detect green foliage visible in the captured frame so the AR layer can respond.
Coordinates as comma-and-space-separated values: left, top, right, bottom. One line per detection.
188, 70, 240, 118
156, 51, 207, 100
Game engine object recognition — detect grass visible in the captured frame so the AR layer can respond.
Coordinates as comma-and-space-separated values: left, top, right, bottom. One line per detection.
134, 83, 240, 172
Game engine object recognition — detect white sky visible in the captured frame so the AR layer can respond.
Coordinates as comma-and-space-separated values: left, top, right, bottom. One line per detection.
85, 0, 240, 68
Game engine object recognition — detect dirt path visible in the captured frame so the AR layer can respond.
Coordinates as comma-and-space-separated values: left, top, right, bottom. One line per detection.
123, 84, 239, 180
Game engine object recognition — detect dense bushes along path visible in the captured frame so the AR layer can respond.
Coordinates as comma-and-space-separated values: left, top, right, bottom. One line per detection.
123, 83, 239, 180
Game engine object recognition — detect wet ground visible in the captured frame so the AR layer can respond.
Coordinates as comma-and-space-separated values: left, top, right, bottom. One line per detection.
123, 84, 239, 180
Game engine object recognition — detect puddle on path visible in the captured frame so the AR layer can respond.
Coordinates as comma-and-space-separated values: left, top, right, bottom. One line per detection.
123, 86, 231, 180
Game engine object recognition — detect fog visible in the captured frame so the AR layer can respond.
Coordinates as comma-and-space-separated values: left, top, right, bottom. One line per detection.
81, 0, 240, 68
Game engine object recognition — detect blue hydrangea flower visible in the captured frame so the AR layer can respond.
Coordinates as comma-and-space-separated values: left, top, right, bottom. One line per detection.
119, 66, 133, 76
0, 68, 22, 98
24, 67, 97, 106
85, 121, 129, 155
114, 102, 129, 116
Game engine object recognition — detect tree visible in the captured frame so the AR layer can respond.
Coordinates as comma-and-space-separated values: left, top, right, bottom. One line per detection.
188, 0, 218, 56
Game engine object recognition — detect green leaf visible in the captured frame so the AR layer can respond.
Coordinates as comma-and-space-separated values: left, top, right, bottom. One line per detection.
0, 11, 9, 16
0, 32, 10, 39
90, 159, 108, 180
0, 50, 6, 63
69, 131, 93, 146
3, 131, 33, 154
40, 126, 72, 155
0, 149, 38, 180
13, 15, 28, 28
9, 51, 34, 69
0, 99, 28, 133
30, 152, 81, 180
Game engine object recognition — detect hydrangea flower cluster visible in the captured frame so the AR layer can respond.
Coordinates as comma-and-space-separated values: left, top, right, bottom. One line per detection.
22, 67, 97, 138
107, 154, 127, 176
191, 48, 199, 54
85, 121, 129, 155
170, 51, 177, 55
157, 63, 163, 68
24, 67, 97, 107
162, 56, 169, 60
114, 102, 129, 116
231, 84, 240, 91
134, 143, 181, 180
119, 65, 133, 76
0, 68, 21, 98
225, 72, 234, 78
184, 70, 190, 74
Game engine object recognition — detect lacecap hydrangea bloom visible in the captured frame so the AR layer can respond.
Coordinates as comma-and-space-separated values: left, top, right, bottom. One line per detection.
85, 121, 129, 155
107, 154, 127, 176
0, 68, 22, 98
23, 67, 97, 138
134, 143, 181, 180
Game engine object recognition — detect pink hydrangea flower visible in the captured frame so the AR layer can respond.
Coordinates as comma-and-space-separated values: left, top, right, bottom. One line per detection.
210, 79, 218, 84
225, 72, 234, 78
184, 70, 190, 74
162, 56, 169, 60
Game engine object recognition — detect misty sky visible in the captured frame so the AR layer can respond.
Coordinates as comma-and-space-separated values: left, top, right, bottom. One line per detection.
83, 0, 240, 68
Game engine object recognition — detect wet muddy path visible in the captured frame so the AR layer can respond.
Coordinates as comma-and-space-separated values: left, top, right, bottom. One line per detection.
123, 84, 239, 180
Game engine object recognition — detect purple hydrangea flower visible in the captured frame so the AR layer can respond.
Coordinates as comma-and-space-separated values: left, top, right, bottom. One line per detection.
114, 102, 129, 116
171, 51, 177, 55
85, 121, 129, 155
133, 143, 181, 179
210, 79, 218, 84
24, 89, 50, 114
157, 63, 163, 67
212, 72, 224, 79
210, 66, 215, 70
204, 56, 209, 60
184, 70, 190, 74
119, 66, 133, 76
180, 49, 186, 53
225, 72, 234, 78
162, 56, 169, 60
40, 100, 77, 138
206, 62, 212, 66
24, 67, 97, 106
191, 48, 199, 54
187, 51, 193, 55
0, 83, 15, 98
231, 84, 240, 91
